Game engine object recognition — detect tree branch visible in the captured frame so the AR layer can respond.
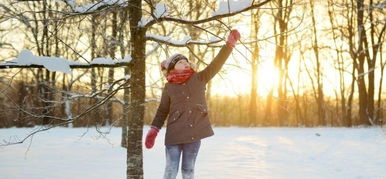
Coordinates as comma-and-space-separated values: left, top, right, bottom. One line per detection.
0, 62, 132, 69
144, 0, 272, 28
146, 34, 222, 47
0, 76, 130, 146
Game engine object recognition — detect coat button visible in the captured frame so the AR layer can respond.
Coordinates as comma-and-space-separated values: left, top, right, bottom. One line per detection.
189, 124, 193, 127
189, 110, 192, 113
191, 137, 195, 140
186, 96, 190, 99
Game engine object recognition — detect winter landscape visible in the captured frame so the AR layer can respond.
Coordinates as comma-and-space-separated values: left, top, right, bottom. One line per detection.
1, 0, 386, 178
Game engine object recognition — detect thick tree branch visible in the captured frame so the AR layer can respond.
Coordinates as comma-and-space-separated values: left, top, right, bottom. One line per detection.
144, 0, 272, 28
146, 34, 222, 47
0, 62, 132, 69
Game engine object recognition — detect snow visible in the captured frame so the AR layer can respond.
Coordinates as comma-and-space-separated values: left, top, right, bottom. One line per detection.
209, 35, 222, 42
8, 50, 72, 74
1, 50, 132, 74
57, 0, 127, 13
122, 55, 132, 63
138, 17, 152, 27
138, 2, 169, 27
212, 0, 253, 16
1, 127, 386, 178
146, 34, 191, 45
154, 2, 168, 18
124, 74, 131, 80
92, 55, 132, 65
91, 57, 115, 65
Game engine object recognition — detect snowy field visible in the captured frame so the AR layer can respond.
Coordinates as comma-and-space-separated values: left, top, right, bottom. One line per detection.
1, 126, 386, 179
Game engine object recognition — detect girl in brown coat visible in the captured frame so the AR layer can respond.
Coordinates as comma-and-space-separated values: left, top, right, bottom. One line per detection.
145, 30, 240, 179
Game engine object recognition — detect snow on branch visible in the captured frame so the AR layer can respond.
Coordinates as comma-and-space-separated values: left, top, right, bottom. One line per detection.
212, 0, 253, 16
143, 0, 272, 28
371, 3, 386, 9
0, 50, 132, 73
57, 0, 127, 13
138, 2, 168, 27
146, 34, 222, 47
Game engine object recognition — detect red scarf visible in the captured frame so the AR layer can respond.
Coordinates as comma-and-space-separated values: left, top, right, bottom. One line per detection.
167, 69, 195, 83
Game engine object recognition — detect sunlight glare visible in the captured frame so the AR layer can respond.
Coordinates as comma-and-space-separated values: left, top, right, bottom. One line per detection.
257, 61, 279, 97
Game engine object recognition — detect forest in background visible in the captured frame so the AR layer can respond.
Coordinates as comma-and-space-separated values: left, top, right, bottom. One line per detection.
0, 0, 385, 129
2, 80, 385, 128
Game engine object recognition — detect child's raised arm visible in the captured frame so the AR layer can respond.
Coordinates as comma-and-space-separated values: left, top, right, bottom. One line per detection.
197, 30, 240, 83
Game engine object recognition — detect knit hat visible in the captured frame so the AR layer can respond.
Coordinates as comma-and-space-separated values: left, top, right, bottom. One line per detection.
161, 53, 188, 75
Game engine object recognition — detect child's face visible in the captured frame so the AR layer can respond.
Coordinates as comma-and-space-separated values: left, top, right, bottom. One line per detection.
174, 59, 191, 70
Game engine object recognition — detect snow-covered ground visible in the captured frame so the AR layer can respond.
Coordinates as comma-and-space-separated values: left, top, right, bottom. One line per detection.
1, 126, 386, 179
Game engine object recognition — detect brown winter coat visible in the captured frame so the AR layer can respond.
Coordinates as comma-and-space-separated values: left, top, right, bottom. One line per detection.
151, 45, 233, 145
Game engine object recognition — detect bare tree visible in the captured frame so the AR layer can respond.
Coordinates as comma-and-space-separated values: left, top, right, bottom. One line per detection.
309, 0, 325, 126
270, 0, 295, 126
249, 9, 261, 125
364, 0, 386, 124
327, 0, 354, 126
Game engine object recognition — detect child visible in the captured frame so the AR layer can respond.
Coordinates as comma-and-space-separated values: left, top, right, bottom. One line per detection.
145, 29, 240, 179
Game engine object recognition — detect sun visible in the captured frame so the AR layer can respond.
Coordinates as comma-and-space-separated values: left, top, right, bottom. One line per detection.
209, 55, 280, 97
256, 61, 280, 97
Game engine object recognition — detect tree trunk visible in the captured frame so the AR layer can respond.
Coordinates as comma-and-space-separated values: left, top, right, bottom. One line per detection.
249, 10, 260, 126
347, 63, 355, 126
273, 0, 291, 126
90, 14, 102, 126
366, 0, 375, 123
310, 0, 325, 126
17, 81, 26, 127
356, 0, 370, 125
107, 11, 118, 126
127, 0, 146, 177
367, 0, 386, 125
376, 46, 384, 124
119, 8, 129, 148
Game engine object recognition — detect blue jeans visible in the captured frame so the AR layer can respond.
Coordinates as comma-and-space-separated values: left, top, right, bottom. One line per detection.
163, 140, 201, 179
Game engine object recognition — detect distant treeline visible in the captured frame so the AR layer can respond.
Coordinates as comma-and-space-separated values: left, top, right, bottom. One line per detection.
1, 79, 383, 128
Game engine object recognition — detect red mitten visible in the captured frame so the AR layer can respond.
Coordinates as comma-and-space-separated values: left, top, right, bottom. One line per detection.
145, 126, 159, 149
226, 29, 241, 48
